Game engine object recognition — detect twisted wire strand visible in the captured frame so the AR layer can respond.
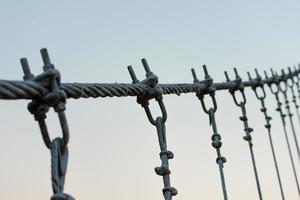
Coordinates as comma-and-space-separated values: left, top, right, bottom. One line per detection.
273, 92, 300, 196
258, 98, 285, 199
0, 70, 297, 100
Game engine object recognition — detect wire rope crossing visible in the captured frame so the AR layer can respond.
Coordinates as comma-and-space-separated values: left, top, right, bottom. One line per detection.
1, 48, 300, 199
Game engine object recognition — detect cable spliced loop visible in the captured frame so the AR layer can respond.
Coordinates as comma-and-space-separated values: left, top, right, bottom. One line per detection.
268, 69, 300, 196
128, 59, 177, 200
226, 68, 263, 200
21, 49, 74, 200
192, 65, 228, 200
278, 69, 300, 161
251, 70, 285, 200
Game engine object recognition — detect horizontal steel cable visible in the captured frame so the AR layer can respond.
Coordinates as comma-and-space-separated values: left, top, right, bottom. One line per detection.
0, 70, 297, 100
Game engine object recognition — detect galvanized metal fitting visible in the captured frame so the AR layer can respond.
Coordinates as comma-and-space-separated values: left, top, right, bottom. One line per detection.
21, 48, 69, 149
127, 58, 167, 125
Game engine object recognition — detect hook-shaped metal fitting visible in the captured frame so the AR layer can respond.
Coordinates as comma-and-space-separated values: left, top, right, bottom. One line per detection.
225, 68, 246, 106
254, 68, 262, 82
247, 71, 253, 80
21, 48, 69, 150
127, 59, 167, 125
192, 65, 217, 114
264, 70, 269, 79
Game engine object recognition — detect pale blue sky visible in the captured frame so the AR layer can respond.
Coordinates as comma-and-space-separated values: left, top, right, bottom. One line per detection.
0, 0, 300, 199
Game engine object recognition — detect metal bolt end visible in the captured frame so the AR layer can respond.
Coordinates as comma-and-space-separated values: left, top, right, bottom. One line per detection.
247, 72, 252, 80
191, 68, 199, 82
141, 58, 151, 74
233, 68, 240, 79
20, 58, 34, 80
255, 68, 260, 78
224, 71, 230, 82
127, 65, 139, 83
264, 70, 268, 79
202, 65, 210, 79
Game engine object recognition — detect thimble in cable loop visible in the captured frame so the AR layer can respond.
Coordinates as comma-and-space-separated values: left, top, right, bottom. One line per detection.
225, 68, 246, 106
127, 59, 167, 125
21, 48, 69, 150
191, 65, 217, 114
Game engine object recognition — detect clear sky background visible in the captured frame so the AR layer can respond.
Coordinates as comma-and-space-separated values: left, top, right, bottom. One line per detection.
0, 0, 300, 199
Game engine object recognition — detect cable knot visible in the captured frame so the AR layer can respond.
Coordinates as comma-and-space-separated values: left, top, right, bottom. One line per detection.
264, 124, 271, 129
243, 134, 252, 141
211, 134, 222, 148
216, 156, 227, 164
239, 116, 248, 121
162, 187, 178, 196
245, 127, 253, 133
155, 166, 171, 176
160, 150, 174, 159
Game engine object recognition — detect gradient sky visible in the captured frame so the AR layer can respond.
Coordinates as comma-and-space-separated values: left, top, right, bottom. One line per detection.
0, 0, 300, 199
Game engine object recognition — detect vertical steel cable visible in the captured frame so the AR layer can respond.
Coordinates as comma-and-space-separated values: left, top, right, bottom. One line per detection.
192, 66, 228, 200
128, 59, 177, 200
21, 49, 74, 199
226, 69, 263, 200
240, 102, 263, 200
251, 70, 285, 200
278, 70, 300, 161
268, 73, 300, 196
291, 66, 300, 125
